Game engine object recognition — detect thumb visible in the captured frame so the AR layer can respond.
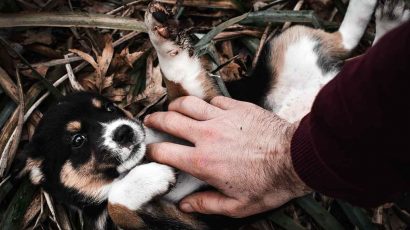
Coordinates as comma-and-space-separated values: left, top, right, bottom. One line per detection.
179, 191, 241, 217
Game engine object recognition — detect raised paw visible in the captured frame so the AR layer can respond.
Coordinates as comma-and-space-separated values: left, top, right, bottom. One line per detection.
108, 162, 176, 211
145, 1, 174, 41
374, 0, 409, 43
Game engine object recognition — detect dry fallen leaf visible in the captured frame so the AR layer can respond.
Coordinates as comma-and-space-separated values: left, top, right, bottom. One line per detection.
69, 34, 114, 93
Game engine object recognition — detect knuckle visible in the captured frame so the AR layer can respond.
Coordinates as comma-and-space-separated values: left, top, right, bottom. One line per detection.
201, 104, 215, 117
223, 206, 244, 218
200, 126, 219, 140
193, 197, 207, 212
191, 154, 207, 171
210, 96, 224, 105
178, 97, 192, 109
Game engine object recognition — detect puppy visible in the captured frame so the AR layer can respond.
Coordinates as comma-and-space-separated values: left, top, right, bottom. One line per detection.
17, 92, 209, 229
16, 0, 408, 229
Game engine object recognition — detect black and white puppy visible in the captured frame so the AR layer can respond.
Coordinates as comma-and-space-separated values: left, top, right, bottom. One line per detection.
16, 0, 408, 229
18, 92, 207, 229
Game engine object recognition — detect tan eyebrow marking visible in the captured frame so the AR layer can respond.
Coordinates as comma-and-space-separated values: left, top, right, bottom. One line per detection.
66, 121, 81, 132
92, 98, 102, 108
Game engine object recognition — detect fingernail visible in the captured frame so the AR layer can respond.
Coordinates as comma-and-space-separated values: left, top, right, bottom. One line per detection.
180, 203, 193, 212
143, 114, 150, 124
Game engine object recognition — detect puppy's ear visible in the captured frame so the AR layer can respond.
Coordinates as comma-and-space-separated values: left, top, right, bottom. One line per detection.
10, 143, 44, 185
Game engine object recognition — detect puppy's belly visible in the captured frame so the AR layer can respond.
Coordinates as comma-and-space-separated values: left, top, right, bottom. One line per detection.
164, 173, 206, 202
263, 36, 338, 122
270, 86, 324, 122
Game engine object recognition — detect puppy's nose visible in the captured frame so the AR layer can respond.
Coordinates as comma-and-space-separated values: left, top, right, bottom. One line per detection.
113, 125, 134, 145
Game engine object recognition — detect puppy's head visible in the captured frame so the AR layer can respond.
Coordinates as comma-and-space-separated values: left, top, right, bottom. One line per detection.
19, 92, 146, 206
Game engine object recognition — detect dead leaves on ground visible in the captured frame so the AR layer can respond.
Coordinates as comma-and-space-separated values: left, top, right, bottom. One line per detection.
68, 33, 163, 105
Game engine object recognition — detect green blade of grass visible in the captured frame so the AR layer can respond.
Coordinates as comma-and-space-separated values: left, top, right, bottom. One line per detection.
240, 37, 260, 54
295, 196, 344, 230
195, 12, 249, 50
269, 209, 306, 230
337, 200, 377, 230
241, 10, 322, 28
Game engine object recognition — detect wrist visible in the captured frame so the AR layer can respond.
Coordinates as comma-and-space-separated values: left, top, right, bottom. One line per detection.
262, 118, 311, 209
285, 122, 313, 196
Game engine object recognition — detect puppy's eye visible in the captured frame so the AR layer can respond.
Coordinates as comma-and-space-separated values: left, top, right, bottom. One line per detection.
104, 102, 117, 112
71, 134, 86, 148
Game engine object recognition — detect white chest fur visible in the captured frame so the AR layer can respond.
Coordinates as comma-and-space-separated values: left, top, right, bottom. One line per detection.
264, 37, 337, 122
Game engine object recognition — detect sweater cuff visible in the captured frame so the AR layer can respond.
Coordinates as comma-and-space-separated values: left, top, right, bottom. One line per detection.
290, 114, 353, 196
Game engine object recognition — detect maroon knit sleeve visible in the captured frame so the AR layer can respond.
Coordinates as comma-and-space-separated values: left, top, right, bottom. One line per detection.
290, 21, 410, 207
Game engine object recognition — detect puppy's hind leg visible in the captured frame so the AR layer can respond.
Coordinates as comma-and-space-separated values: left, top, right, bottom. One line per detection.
373, 0, 409, 44
338, 0, 378, 50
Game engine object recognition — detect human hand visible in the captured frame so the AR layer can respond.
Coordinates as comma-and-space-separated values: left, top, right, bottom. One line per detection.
144, 96, 311, 218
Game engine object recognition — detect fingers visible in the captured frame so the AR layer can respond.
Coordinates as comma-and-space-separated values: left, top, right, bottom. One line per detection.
144, 111, 200, 143
179, 191, 243, 217
210, 96, 245, 110
147, 142, 202, 178
168, 96, 223, 121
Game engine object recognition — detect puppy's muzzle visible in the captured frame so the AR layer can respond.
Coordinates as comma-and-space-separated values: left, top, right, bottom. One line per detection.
113, 125, 134, 146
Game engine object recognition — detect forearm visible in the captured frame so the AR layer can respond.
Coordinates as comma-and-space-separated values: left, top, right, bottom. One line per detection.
291, 21, 410, 206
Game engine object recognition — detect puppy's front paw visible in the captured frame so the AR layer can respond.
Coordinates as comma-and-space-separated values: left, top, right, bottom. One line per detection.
108, 163, 176, 211
135, 162, 177, 194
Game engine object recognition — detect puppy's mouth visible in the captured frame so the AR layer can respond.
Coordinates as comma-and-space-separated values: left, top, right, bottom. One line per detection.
116, 142, 147, 174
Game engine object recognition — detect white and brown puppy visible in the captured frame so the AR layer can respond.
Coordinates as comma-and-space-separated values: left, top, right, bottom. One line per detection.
144, 0, 408, 223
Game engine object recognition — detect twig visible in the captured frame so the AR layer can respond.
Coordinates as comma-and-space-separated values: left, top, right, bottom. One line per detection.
282, 0, 304, 30
64, 54, 84, 91
0, 71, 24, 178
32, 192, 44, 230
113, 31, 141, 47
44, 191, 62, 230
0, 12, 147, 32
111, 7, 134, 35
107, 0, 148, 15
0, 66, 19, 103
211, 55, 239, 74
25, 56, 83, 68
252, 23, 272, 69
328, 8, 338, 21
213, 29, 263, 41
70, 27, 91, 52
156, 0, 240, 10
